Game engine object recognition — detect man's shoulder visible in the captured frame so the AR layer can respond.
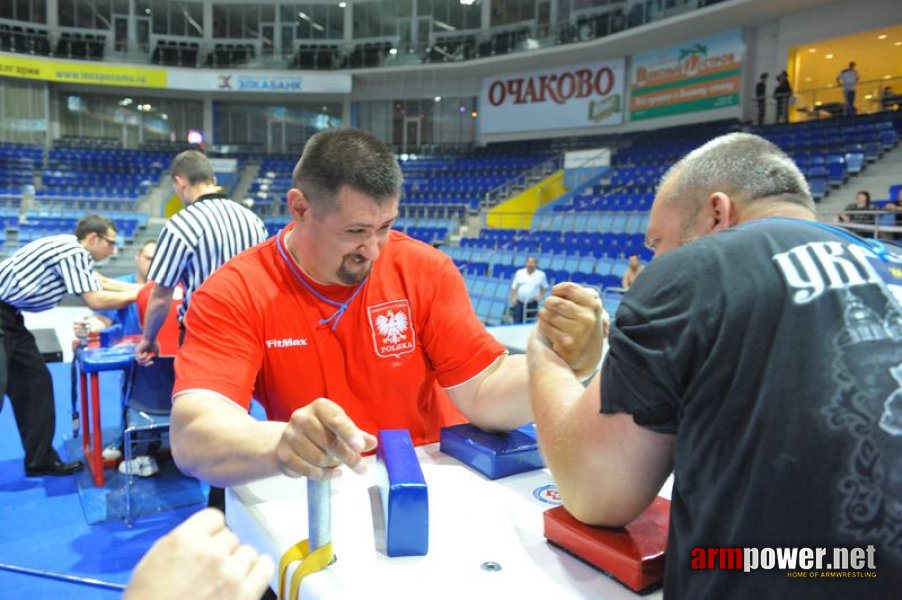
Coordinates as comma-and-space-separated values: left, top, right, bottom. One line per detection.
36, 234, 83, 256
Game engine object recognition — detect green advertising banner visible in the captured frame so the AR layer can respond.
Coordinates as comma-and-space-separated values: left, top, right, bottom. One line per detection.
630, 29, 744, 121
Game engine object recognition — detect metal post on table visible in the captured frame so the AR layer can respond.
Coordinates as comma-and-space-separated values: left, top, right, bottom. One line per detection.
278, 474, 334, 599
307, 479, 331, 552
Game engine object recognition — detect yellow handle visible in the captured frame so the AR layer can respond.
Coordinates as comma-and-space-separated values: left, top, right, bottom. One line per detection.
278, 539, 334, 600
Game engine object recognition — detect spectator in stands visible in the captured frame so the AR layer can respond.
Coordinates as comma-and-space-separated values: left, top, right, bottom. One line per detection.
881, 86, 900, 112
131, 150, 266, 479
837, 61, 859, 117
510, 256, 549, 323
882, 187, 902, 240
528, 132, 901, 598
755, 72, 768, 126
620, 254, 644, 290
773, 70, 792, 124
167, 129, 603, 503
73, 240, 156, 339
838, 190, 873, 228
0, 215, 140, 477
124, 508, 273, 600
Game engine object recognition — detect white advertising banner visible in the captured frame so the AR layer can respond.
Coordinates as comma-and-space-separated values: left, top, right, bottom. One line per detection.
479, 59, 625, 134
167, 69, 351, 94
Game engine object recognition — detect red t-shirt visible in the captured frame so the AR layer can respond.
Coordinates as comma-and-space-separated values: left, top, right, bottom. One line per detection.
174, 226, 506, 446
136, 282, 183, 357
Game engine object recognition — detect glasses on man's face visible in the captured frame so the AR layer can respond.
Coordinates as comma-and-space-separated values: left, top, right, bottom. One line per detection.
98, 235, 118, 246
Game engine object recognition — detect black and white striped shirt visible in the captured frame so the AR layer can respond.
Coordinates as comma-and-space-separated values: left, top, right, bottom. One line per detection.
148, 193, 267, 321
0, 234, 101, 312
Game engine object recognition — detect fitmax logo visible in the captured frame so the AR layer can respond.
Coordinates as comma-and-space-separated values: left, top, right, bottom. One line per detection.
265, 338, 308, 349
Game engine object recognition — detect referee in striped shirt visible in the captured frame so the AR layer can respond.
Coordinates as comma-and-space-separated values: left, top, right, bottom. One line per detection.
136, 150, 267, 364
0, 215, 140, 477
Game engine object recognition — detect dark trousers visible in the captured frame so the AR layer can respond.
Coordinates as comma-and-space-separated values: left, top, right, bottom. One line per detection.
0, 302, 59, 469
756, 98, 765, 125
512, 300, 539, 324
775, 98, 788, 123
844, 89, 856, 116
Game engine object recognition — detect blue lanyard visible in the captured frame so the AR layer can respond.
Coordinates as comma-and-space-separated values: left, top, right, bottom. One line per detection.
276, 228, 368, 331
751, 217, 893, 263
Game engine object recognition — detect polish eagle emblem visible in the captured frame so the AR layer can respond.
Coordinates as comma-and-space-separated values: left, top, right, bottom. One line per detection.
368, 299, 416, 358
376, 309, 408, 344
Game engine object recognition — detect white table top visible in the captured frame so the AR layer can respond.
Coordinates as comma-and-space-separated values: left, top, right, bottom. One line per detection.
227, 443, 671, 600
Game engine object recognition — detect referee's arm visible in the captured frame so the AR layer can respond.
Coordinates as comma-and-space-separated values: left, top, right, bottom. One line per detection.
95, 272, 140, 292
142, 283, 176, 344
80, 288, 139, 311
135, 283, 176, 365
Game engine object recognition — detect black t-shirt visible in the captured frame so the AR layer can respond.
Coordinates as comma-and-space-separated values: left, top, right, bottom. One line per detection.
601, 219, 902, 598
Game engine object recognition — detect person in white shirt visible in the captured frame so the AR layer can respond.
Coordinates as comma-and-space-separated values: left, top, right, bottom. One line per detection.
509, 256, 548, 323
837, 61, 859, 117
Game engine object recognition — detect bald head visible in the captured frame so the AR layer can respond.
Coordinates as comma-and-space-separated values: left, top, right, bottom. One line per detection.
662, 133, 814, 214
645, 133, 816, 257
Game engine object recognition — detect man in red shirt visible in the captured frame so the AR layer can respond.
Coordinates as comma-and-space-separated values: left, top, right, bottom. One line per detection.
170, 128, 603, 486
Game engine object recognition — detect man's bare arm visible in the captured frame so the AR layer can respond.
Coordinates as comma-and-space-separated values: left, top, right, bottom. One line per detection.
80, 288, 139, 311
527, 331, 673, 526
171, 391, 377, 487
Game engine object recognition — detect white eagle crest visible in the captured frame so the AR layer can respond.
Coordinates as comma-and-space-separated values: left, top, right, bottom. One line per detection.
376, 310, 408, 344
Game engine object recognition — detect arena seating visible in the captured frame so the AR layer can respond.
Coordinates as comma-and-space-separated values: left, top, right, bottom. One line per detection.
752, 115, 898, 201
13, 209, 146, 250
56, 32, 106, 60
205, 43, 256, 67
0, 23, 51, 55
0, 140, 162, 256
37, 144, 166, 211
291, 44, 340, 69
151, 40, 200, 67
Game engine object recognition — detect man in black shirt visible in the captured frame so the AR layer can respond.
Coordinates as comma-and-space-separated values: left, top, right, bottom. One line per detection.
529, 133, 902, 597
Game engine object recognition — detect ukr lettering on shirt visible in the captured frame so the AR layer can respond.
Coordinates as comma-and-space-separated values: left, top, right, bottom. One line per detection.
773, 241, 883, 304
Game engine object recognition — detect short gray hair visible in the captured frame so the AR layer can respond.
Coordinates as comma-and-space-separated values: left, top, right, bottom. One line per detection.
660, 132, 814, 215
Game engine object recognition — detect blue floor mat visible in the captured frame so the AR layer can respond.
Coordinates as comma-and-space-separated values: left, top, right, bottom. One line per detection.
64, 434, 205, 525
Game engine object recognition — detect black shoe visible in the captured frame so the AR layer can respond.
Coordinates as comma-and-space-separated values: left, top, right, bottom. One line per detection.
25, 460, 84, 477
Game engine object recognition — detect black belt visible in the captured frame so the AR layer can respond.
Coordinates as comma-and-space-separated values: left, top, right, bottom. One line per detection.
0, 300, 19, 314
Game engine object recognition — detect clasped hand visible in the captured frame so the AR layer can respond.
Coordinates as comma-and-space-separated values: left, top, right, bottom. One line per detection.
534, 282, 609, 379
276, 398, 378, 481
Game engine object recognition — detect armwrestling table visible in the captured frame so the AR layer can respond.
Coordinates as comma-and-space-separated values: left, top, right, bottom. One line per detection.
227, 443, 673, 599
75, 343, 136, 487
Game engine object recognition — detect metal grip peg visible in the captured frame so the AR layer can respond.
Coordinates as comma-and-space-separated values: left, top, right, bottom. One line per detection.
307, 478, 331, 552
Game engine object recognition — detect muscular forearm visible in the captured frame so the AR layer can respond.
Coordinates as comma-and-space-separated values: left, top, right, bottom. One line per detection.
527, 335, 674, 526
448, 354, 533, 432
96, 273, 138, 292
527, 342, 594, 508
171, 393, 285, 487
82, 289, 138, 310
